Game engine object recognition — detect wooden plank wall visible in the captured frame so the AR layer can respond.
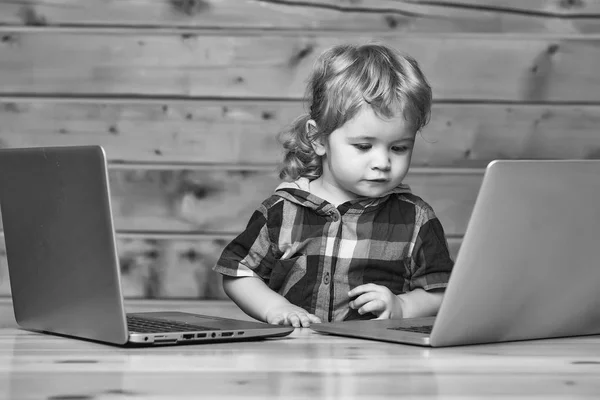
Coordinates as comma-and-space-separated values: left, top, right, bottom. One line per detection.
1, 0, 599, 299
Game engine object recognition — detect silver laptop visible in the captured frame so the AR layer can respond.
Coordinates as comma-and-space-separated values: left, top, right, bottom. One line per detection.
311, 159, 600, 347
0, 145, 293, 346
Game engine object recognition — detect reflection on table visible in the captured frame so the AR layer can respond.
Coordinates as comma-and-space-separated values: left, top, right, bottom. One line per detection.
1, 299, 600, 399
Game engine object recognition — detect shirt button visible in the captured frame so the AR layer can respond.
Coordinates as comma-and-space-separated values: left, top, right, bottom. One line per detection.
331, 213, 339, 222
323, 272, 330, 285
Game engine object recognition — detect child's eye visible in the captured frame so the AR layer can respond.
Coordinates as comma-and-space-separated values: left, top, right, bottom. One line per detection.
353, 144, 371, 151
391, 146, 410, 153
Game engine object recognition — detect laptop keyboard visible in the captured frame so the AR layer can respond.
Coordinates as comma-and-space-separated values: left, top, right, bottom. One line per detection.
388, 325, 433, 334
126, 315, 219, 333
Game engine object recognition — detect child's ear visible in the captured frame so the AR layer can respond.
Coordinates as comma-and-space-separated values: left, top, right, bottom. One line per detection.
306, 119, 326, 156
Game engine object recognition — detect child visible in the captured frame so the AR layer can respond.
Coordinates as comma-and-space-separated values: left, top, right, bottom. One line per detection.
213, 43, 454, 328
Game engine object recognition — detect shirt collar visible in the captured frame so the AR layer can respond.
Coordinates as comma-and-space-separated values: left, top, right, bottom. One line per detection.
274, 177, 412, 213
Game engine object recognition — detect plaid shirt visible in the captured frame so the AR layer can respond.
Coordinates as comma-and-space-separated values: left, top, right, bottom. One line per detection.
214, 178, 454, 322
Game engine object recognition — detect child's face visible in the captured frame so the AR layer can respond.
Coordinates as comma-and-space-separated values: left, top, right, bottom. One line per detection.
313, 106, 415, 202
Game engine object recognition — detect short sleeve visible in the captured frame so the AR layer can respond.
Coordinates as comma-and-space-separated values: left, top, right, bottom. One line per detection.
213, 205, 276, 281
409, 205, 454, 291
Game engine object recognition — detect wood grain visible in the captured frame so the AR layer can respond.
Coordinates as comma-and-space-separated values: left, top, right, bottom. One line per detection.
1, 32, 600, 101
2, 299, 600, 399
102, 167, 482, 237
2, 100, 600, 167
0, 0, 598, 33
424, 0, 600, 15
0, 0, 597, 304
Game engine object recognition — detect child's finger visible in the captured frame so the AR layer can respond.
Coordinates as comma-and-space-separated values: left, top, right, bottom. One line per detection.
298, 314, 312, 327
269, 314, 285, 325
287, 313, 301, 328
308, 314, 322, 324
350, 292, 379, 309
358, 299, 385, 316
348, 283, 381, 298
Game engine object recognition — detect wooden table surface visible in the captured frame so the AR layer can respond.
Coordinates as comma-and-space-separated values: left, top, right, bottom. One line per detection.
1, 298, 600, 399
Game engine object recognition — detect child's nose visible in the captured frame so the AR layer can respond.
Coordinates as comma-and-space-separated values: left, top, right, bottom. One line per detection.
371, 151, 391, 171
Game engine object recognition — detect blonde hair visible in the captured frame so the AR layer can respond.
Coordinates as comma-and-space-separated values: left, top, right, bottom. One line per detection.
278, 43, 432, 181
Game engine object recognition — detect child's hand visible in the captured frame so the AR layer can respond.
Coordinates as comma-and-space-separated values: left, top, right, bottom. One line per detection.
348, 284, 404, 320
265, 305, 322, 328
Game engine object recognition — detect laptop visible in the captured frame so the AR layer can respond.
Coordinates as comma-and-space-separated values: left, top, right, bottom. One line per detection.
311, 159, 600, 347
0, 145, 293, 346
